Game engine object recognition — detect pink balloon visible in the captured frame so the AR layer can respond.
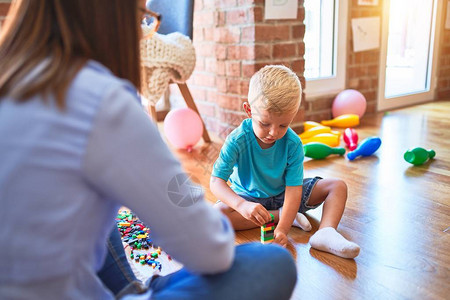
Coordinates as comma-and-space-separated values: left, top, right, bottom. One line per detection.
164, 108, 203, 152
332, 89, 367, 118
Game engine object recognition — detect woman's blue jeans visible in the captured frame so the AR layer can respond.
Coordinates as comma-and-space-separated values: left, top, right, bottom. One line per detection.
99, 228, 297, 300
97, 227, 147, 298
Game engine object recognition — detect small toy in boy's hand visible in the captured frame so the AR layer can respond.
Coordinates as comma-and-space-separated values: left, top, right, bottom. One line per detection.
261, 213, 275, 244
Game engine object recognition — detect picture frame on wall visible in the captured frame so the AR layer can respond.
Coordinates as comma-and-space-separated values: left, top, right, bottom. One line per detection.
358, 0, 379, 5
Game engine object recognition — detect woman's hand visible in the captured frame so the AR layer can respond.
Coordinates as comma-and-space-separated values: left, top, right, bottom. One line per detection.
236, 201, 271, 227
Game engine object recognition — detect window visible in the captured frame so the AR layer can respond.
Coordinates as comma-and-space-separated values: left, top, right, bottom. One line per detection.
304, 0, 347, 97
384, 0, 435, 98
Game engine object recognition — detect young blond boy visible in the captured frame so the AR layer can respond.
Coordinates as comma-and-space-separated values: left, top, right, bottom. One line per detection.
210, 65, 360, 259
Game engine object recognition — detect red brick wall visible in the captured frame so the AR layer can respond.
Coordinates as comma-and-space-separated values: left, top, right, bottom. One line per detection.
346, 1, 381, 116
436, 0, 450, 99
189, 0, 386, 137
189, 0, 306, 138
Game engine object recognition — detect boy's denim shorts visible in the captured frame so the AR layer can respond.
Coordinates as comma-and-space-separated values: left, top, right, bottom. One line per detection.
219, 176, 323, 213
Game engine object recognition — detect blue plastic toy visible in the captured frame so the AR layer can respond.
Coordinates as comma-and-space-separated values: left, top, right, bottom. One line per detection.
347, 136, 382, 161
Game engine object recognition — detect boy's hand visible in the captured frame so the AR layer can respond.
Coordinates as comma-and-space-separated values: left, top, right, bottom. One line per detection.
236, 201, 271, 226
274, 228, 288, 248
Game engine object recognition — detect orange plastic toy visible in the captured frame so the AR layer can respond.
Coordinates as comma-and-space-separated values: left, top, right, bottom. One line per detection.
321, 114, 359, 128
299, 126, 331, 139
303, 121, 322, 131
301, 133, 340, 147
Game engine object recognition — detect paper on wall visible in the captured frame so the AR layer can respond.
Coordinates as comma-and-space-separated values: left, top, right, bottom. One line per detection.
358, 0, 379, 6
265, 0, 298, 20
351, 17, 380, 52
446, 0, 450, 29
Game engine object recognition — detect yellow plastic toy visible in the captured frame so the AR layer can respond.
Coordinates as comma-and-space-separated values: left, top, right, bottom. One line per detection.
321, 114, 359, 128
303, 121, 322, 131
331, 130, 341, 141
301, 133, 340, 147
299, 126, 331, 139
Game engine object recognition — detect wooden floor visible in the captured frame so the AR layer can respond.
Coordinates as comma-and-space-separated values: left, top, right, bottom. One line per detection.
169, 101, 450, 300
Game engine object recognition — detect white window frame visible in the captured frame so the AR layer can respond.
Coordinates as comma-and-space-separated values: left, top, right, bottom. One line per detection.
377, 0, 442, 111
304, 0, 348, 97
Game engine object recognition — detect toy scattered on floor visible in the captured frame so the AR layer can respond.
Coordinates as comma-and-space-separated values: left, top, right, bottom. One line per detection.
332, 130, 342, 141
301, 133, 340, 147
116, 210, 166, 271
404, 147, 436, 165
304, 142, 346, 159
332, 89, 367, 118
300, 125, 341, 140
303, 121, 323, 131
130, 248, 163, 270
299, 125, 331, 139
261, 213, 275, 244
163, 108, 203, 152
321, 114, 360, 128
347, 136, 381, 161
343, 128, 359, 151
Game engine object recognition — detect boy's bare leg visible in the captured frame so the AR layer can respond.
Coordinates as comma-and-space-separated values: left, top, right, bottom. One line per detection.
308, 179, 347, 229
307, 179, 360, 259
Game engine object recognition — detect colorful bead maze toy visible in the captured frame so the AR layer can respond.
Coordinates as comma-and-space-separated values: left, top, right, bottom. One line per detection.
261, 213, 275, 244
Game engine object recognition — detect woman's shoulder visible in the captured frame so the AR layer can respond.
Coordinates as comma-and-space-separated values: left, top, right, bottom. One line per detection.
70, 60, 137, 103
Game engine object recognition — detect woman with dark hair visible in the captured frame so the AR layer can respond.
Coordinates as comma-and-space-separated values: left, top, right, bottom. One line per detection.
0, 1, 297, 299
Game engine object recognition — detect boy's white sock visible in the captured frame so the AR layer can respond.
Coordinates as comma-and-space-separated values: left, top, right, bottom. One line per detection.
309, 227, 360, 259
279, 207, 312, 231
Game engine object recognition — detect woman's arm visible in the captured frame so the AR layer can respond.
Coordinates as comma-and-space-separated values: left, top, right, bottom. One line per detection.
83, 85, 235, 274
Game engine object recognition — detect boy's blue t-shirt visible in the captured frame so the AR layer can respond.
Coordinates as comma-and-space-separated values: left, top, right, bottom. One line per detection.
212, 118, 304, 199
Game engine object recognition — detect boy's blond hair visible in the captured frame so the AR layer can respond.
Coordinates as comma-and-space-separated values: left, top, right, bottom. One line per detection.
248, 65, 302, 114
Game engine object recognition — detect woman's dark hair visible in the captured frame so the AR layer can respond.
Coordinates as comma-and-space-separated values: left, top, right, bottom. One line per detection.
0, 0, 141, 107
